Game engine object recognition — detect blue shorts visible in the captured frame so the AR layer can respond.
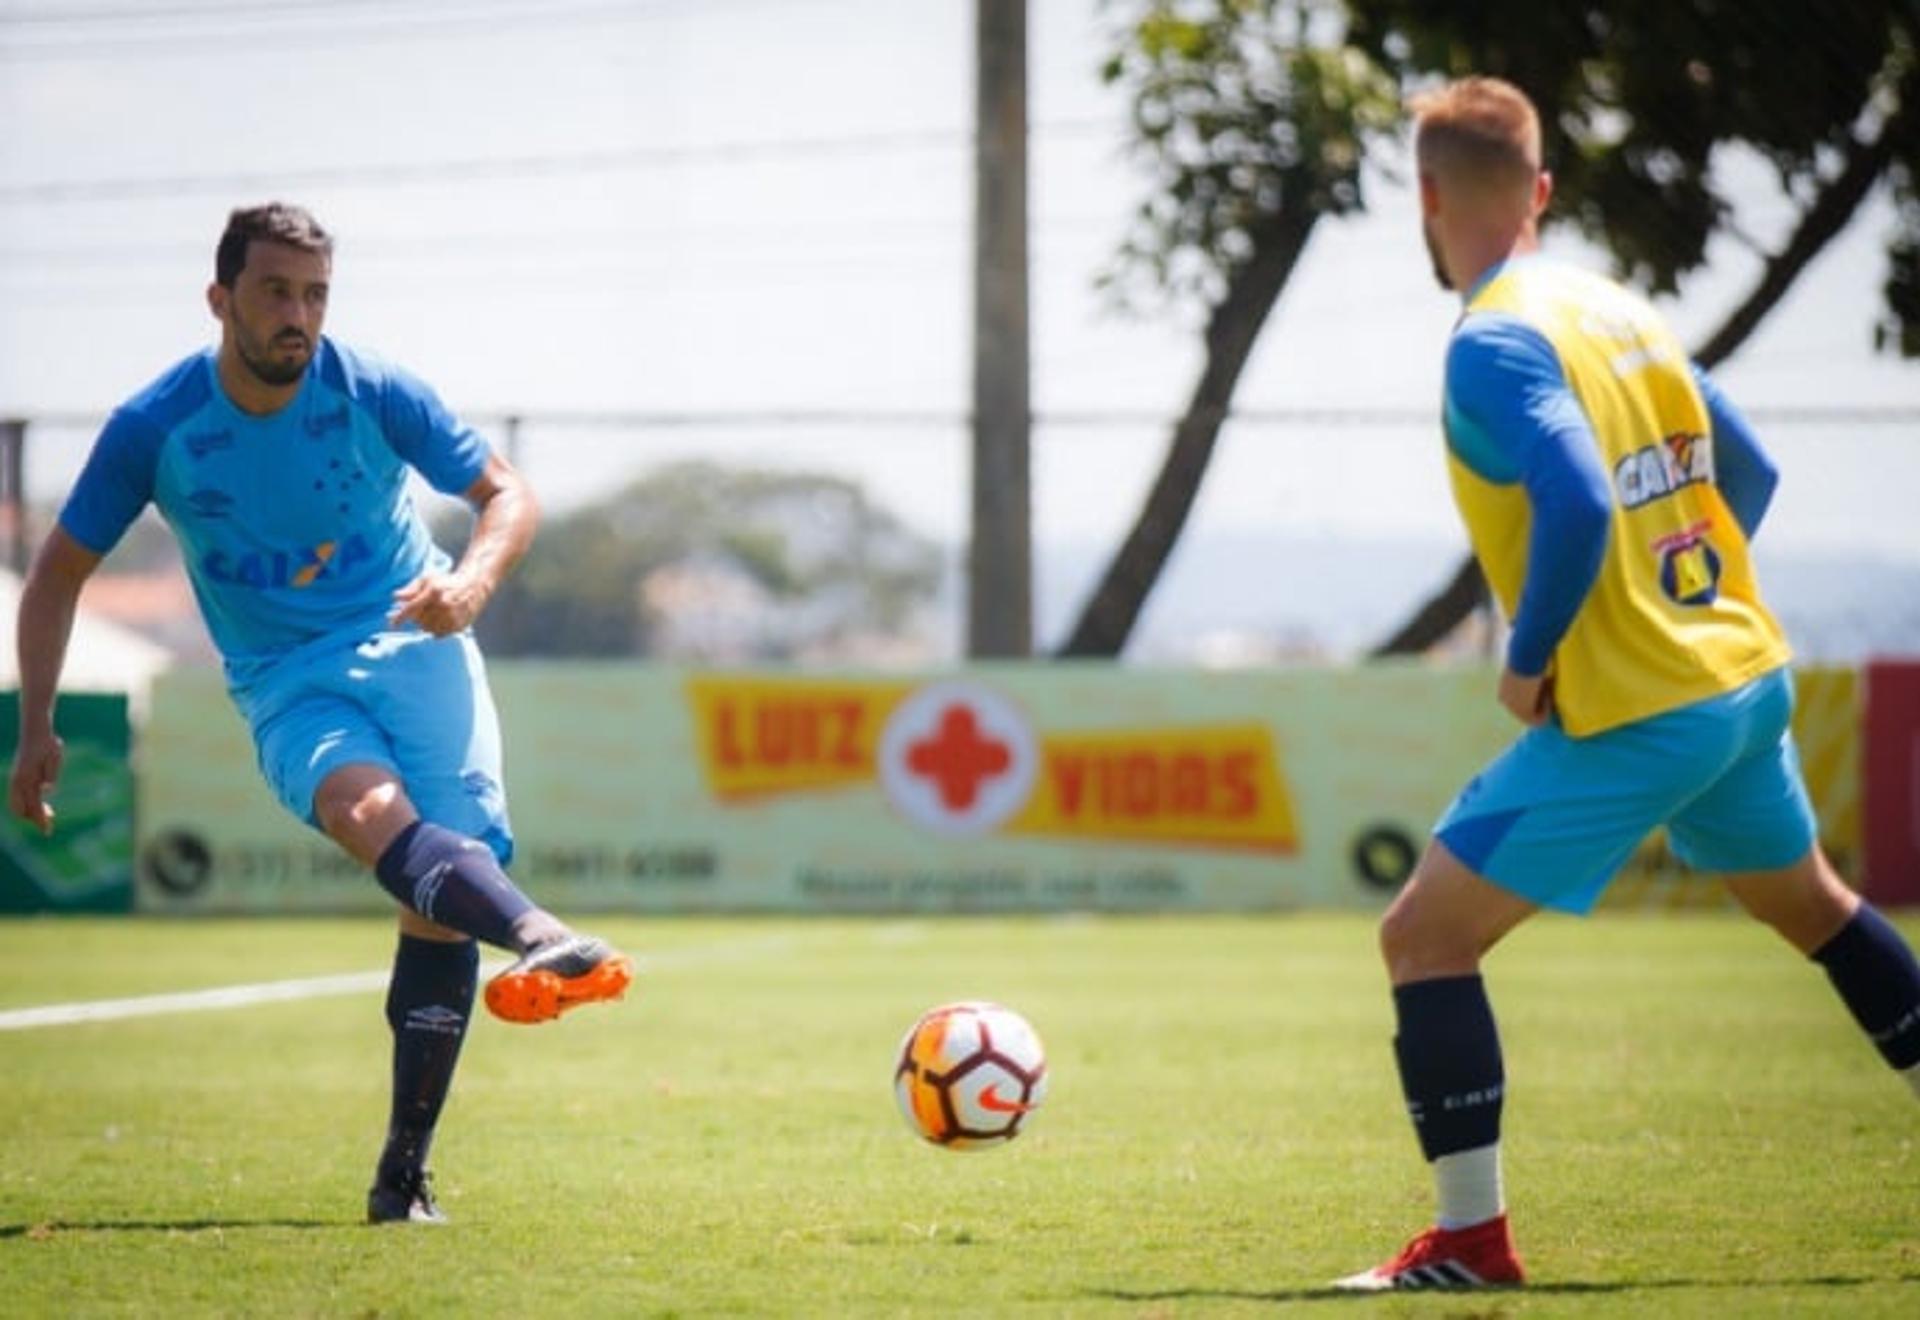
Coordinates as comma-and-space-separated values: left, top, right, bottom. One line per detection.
229, 629, 514, 864
1434, 667, 1817, 913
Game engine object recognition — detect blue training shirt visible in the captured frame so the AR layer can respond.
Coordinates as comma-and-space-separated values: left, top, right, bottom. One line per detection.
1444, 308, 1779, 677
61, 339, 490, 674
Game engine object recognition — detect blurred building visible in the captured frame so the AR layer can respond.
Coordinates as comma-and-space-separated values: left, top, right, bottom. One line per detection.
0, 568, 174, 693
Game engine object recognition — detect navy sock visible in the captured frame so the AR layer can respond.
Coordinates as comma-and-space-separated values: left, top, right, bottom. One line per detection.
1392, 974, 1506, 1162
378, 934, 478, 1183
1812, 904, 1920, 1070
374, 820, 536, 951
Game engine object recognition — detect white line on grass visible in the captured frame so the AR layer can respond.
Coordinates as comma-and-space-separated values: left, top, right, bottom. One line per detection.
0, 926, 924, 1032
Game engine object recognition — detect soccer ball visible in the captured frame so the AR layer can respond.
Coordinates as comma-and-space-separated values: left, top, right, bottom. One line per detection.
893, 1001, 1048, 1150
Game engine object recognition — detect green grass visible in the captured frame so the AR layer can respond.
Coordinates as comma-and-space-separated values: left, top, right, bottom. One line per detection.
1, 913, 1916, 1316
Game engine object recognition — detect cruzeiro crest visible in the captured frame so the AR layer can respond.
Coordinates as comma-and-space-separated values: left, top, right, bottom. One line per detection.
1652, 521, 1722, 605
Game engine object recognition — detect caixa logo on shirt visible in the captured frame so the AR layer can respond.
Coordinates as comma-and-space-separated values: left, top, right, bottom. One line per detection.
200, 534, 373, 589
1614, 431, 1712, 510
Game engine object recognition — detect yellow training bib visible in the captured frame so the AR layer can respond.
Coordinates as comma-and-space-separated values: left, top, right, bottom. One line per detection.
1447, 260, 1789, 736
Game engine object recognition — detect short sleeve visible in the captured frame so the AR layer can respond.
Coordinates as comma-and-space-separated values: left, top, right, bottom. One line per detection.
377, 364, 492, 497
58, 409, 164, 555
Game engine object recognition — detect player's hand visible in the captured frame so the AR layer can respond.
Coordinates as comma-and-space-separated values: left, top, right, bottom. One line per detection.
8, 729, 65, 836
1497, 667, 1554, 727
388, 570, 492, 636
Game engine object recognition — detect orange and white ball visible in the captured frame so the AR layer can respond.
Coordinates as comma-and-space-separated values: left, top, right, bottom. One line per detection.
893, 1001, 1048, 1150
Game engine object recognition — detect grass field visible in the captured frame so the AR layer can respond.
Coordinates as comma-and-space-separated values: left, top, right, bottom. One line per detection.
2, 912, 1916, 1316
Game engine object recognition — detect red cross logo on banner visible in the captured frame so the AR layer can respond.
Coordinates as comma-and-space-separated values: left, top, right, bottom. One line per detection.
879, 682, 1039, 837
905, 705, 1013, 810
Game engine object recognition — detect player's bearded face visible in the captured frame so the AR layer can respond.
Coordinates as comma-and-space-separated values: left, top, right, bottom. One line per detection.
226, 243, 329, 387
231, 304, 312, 386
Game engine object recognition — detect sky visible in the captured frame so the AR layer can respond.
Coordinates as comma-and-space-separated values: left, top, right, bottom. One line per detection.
2, 0, 1917, 635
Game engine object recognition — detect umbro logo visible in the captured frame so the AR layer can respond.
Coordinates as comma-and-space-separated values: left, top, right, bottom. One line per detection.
186, 488, 235, 519
183, 429, 234, 459
404, 1005, 468, 1037
304, 403, 350, 438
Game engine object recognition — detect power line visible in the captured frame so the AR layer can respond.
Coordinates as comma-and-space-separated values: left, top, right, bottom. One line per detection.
0, 0, 791, 58
0, 119, 1116, 205
13, 405, 1916, 433
0, 214, 1120, 269
0, 0, 431, 21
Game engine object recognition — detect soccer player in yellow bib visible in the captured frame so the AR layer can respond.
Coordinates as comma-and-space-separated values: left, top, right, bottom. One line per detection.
1336, 78, 1920, 1291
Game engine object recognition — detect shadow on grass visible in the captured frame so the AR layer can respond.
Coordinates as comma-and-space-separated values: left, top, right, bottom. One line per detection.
2, 1218, 342, 1238
1087, 1274, 1920, 1304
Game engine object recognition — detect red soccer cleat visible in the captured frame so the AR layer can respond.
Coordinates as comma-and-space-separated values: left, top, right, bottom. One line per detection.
1332, 1213, 1526, 1291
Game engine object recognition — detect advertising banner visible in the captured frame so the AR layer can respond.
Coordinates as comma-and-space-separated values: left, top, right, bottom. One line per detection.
137, 662, 1521, 913
0, 692, 134, 913
134, 661, 1864, 915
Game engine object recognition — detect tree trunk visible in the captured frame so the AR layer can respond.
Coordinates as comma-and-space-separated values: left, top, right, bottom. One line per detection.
1694, 75, 1910, 369
1369, 78, 1913, 659
1367, 553, 1487, 657
1056, 213, 1317, 656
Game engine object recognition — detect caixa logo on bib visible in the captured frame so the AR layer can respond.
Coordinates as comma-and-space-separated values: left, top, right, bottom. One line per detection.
877, 683, 1039, 837
1653, 522, 1722, 605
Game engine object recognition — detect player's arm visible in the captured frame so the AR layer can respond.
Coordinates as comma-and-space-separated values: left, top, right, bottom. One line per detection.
10, 412, 155, 832
389, 451, 540, 636
9, 528, 106, 832
379, 360, 541, 636
456, 450, 538, 590
1691, 362, 1777, 539
1445, 314, 1612, 725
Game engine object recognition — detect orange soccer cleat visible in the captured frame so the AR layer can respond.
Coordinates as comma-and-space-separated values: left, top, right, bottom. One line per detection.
1332, 1213, 1526, 1291
483, 934, 633, 1025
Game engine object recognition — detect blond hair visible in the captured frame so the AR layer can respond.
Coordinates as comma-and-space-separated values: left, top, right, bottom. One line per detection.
1410, 77, 1541, 198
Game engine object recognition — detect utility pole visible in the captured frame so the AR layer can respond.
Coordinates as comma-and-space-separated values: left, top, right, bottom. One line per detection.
969, 0, 1032, 657
0, 420, 26, 576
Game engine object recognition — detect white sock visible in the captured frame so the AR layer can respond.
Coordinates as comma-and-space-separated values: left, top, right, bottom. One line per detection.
1433, 1143, 1505, 1230
1903, 1060, 1920, 1101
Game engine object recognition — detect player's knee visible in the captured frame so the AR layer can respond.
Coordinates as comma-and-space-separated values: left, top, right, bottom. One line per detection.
313, 772, 411, 861
1729, 851, 1858, 954
315, 781, 377, 834
1378, 893, 1485, 983
1377, 898, 1430, 975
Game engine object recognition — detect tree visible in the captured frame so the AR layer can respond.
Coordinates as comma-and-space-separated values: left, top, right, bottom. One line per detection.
1058, 0, 1399, 656
1352, 0, 1920, 653
1068, 0, 1918, 659
445, 462, 943, 659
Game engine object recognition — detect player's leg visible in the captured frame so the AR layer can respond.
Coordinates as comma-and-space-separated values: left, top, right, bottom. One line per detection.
1333, 842, 1535, 1290
1669, 667, 1920, 1100
1726, 848, 1920, 1097
366, 907, 477, 1225
241, 684, 492, 1222
302, 765, 524, 1224
360, 631, 632, 1024
249, 670, 612, 1222
1338, 710, 1715, 1291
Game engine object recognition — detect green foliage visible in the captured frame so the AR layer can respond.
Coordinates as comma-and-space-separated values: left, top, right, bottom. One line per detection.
1100, 0, 1401, 310
2, 914, 1918, 1314
454, 461, 943, 659
1882, 153, 1920, 355
1348, 0, 1920, 351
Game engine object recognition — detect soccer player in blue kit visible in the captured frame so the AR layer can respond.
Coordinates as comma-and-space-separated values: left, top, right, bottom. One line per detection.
8, 203, 633, 1225
1335, 80, 1920, 1290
